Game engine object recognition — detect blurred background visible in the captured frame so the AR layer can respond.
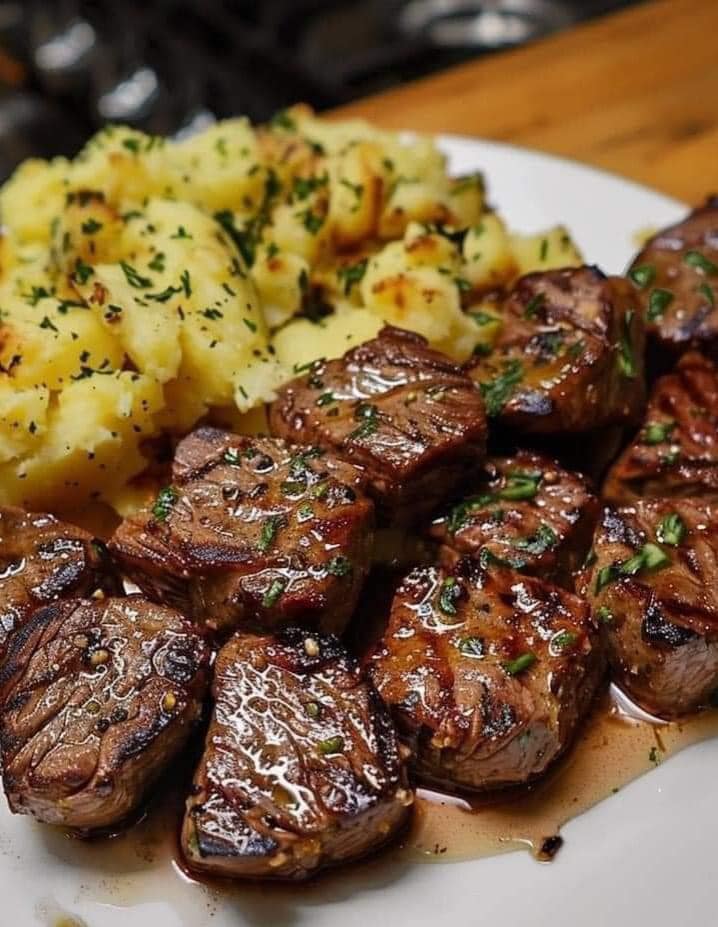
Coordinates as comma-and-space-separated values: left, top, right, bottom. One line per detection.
0, 0, 638, 179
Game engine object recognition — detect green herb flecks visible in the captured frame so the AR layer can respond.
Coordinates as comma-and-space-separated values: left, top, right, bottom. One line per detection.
647, 288, 674, 321
656, 512, 686, 547
684, 250, 718, 275
618, 310, 637, 378
499, 470, 542, 501
349, 402, 379, 440
513, 523, 558, 556
479, 360, 524, 417
318, 735, 345, 755
337, 258, 368, 296
594, 542, 670, 593
457, 636, 485, 658
504, 652, 536, 676
629, 264, 656, 289
327, 556, 352, 577
152, 486, 179, 522
120, 260, 153, 289
257, 516, 284, 553
642, 419, 675, 445
262, 579, 286, 608
438, 577, 462, 617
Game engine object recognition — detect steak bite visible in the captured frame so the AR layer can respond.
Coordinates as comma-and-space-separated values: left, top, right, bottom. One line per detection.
268, 325, 487, 526
0, 507, 113, 662
465, 266, 645, 434
368, 562, 604, 792
109, 428, 374, 636
628, 197, 718, 359
580, 500, 718, 718
0, 596, 208, 830
430, 450, 598, 586
181, 628, 411, 880
604, 352, 718, 505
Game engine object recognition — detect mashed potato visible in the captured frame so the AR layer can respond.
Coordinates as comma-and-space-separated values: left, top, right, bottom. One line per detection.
0, 105, 582, 512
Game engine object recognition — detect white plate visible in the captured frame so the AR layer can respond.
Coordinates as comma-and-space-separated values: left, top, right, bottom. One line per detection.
3, 136, 709, 927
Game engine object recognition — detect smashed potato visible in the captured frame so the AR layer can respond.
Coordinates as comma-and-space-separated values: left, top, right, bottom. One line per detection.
0, 105, 582, 512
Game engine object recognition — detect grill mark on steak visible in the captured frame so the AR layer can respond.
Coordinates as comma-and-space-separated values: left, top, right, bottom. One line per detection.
580, 499, 718, 717
268, 325, 487, 526
465, 266, 646, 434
429, 450, 598, 587
604, 352, 718, 504
109, 428, 374, 636
0, 507, 116, 663
0, 596, 208, 831
368, 561, 604, 792
628, 197, 718, 358
181, 627, 411, 880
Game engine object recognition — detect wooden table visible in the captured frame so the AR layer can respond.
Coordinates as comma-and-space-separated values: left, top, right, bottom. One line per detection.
334, 0, 718, 204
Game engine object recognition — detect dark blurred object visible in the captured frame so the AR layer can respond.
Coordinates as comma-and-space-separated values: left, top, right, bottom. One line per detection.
0, 0, 638, 179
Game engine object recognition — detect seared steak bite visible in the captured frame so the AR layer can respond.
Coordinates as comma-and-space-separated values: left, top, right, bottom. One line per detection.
0, 507, 113, 662
604, 352, 718, 505
182, 628, 411, 880
430, 451, 598, 586
368, 562, 604, 791
628, 197, 718, 359
268, 325, 487, 526
109, 428, 374, 635
580, 500, 718, 718
0, 596, 208, 830
465, 266, 645, 434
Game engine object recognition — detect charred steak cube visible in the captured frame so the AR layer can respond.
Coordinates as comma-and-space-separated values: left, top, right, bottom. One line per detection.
0, 596, 208, 830
0, 507, 114, 663
368, 562, 604, 791
580, 500, 718, 718
109, 428, 374, 636
604, 352, 718, 505
628, 197, 718, 359
465, 266, 645, 433
181, 627, 411, 880
268, 325, 487, 526
430, 451, 598, 586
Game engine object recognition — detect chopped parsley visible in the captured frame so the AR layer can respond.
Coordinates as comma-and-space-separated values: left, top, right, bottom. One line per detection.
337, 258, 368, 295
504, 652, 536, 676
552, 630, 578, 652
595, 542, 670, 593
642, 419, 675, 444
628, 264, 656, 288
180, 269, 191, 297
479, 359, 524, 417
81, 218, 102, 235
457, 636, 485, 658
292, 173, 328, 200
349, 402, 379, 440
698, 282, 715, 307
327, 556, 352, 577
317, 736, 345, 755
152, 486, 178, 522
524, 292, 545, 319
684, 250, 718, 275
258, 515, 284, 552
73, 258, 94, 284
148, 252, 166, 272
647, 288, 674, 321
438, 577, 462, 616
270, 109, 297, 131
656, 512, 686, 547
300, 209, 325, 234
499, 470, 542, 501
262, 579, 286, 608
120, 260, 152, 289
513, 523, 558, 556
170, 225, 192, 239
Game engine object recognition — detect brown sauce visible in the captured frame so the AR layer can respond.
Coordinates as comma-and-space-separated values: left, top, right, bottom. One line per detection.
400, 686, 718, 864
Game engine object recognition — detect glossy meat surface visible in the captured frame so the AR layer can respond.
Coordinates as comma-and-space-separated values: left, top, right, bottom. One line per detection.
182, 628, 411, 880
628, 197, 718, 357
0, 596, 208, 830
580, 500, 718, 717
0, 507, 113, 663
268, 326, 487, 526
430, 451, 598, 586
369, 562, 604, 791
604, 352, 718, 504
465, 266, 645, 433
109, 428, 374, 635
